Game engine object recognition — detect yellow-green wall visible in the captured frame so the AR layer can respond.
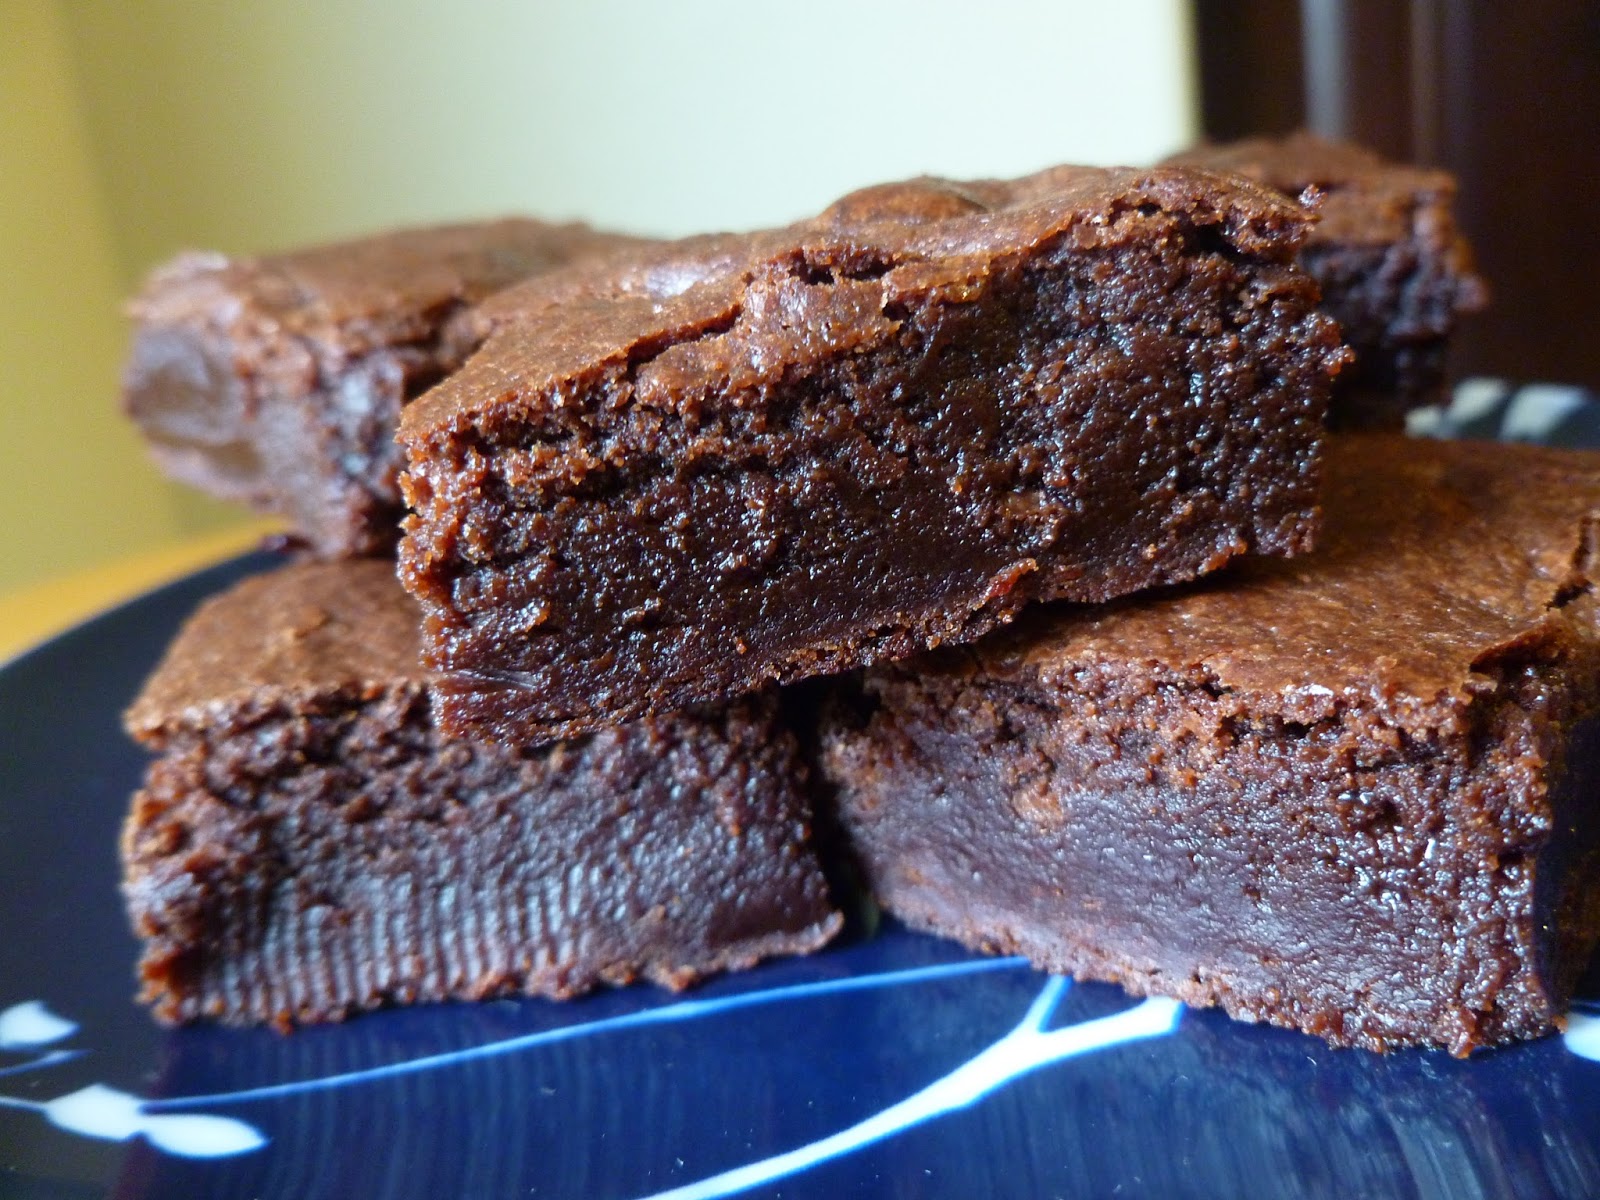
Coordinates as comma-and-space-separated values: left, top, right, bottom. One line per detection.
3, 0, 1196, 595
62, 1, 1196, 282
0, 0, 192, 593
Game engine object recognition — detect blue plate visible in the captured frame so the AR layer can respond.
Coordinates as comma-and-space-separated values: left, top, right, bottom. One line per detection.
4, 388, 1600, 1199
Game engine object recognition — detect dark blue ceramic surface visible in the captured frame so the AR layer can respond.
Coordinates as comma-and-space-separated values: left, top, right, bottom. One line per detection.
4, 387, 1600, 1199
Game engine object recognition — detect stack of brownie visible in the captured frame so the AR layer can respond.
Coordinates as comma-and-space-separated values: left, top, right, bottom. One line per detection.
120, 136, 1600, 1056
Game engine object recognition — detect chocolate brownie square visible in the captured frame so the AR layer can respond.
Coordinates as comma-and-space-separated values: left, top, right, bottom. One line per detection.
822, 435, 1600, 1054
121, 560, 838, 1026
399, 165, 1347, 745
1166, 133, 1488, 428
124, 219, 653, 556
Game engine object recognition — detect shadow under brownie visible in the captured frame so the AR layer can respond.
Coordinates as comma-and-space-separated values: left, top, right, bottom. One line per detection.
822, 434, 1600, 1055
121, 559, 839, 1027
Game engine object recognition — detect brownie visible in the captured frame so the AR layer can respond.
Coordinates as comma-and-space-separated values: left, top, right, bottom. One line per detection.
1166, 133, 1488, 428
121, 560, 839, 1026
399, 165, 1348, 745
124, 219, 654, 556
822, 434, 1600, 1055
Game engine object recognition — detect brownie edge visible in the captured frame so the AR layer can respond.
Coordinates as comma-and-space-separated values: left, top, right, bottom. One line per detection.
822, 435, 1600, 1055
121, 561, 839, 1026
1166, 133, 1487, 427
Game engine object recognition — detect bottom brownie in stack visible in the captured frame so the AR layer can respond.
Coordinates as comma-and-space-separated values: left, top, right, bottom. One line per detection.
121, 560, 839, 1026
822, 435, 1600, 1055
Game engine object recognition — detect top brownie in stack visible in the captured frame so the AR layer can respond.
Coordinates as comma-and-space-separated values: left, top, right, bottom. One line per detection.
399, 164, 1348, 745
124, 219, 655, 556
1166, 133, 1487, 428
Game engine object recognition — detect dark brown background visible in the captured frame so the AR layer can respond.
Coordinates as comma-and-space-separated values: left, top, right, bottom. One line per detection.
1196, 0, 1600, 390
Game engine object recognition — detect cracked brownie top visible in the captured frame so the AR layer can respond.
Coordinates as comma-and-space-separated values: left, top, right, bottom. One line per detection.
959, 434, 1600, 726
400, 166, 1317, 441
